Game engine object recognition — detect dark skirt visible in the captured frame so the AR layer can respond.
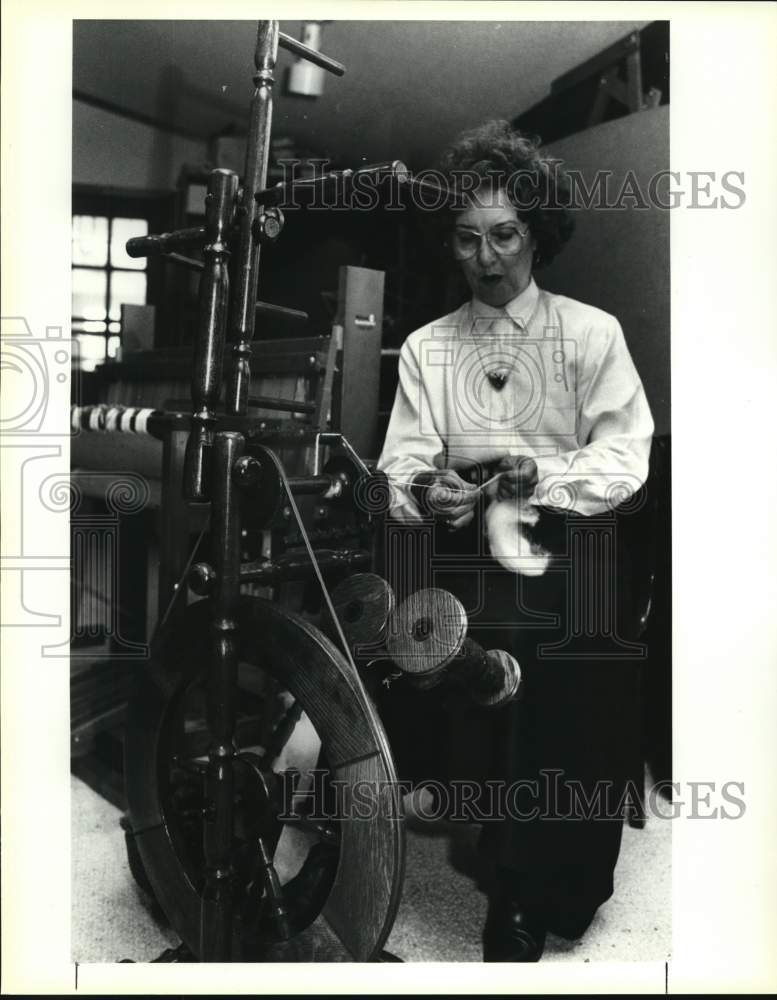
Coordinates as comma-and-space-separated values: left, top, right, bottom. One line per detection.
376, 503, 645, 918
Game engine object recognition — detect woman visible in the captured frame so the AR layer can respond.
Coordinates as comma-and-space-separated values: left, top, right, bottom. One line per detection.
377, 121, 654, 961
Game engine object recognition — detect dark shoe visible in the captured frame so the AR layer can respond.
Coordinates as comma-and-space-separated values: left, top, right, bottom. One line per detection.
483, 894, 547, 962
545, 901, 600, 941
543, 894, 605, 941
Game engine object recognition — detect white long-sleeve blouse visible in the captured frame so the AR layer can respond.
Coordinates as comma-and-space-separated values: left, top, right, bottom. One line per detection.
377, 278, 654, 521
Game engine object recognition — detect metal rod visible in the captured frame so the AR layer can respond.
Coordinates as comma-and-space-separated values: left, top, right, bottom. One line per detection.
277, 30, 345, 76
286, 474, 339, 493
255, 300, 308, 323
81, 409, 340, 447
254, 160, 409, 207
239, 548, 371, 584
245, 425, 329, 446
405, 174, 457, 206
226, 20, 279, 416
199, 431, 245, 962
162, 251, 204, 271
183, 168, 239, 503
256, 837, 291, 939
126, 226, 206, 258
246, 395, 316, 415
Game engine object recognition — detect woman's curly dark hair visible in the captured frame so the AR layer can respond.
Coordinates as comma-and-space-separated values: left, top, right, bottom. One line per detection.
437, 120, 575, 268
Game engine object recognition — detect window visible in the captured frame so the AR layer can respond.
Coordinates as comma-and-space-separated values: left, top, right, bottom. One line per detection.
71, 214, 148, 370
71, 188, 173, 372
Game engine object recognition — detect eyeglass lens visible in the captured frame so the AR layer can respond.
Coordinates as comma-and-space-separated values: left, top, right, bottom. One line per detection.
451, 225, 527, 259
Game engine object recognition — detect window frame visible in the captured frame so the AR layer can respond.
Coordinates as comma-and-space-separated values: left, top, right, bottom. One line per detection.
71, 185, 175, 367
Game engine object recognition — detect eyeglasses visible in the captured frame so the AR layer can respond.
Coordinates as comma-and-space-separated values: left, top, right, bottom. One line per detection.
450, 223, 530, 260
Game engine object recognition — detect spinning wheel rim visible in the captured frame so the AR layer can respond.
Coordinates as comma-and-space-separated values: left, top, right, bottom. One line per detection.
124, 596, 405, 962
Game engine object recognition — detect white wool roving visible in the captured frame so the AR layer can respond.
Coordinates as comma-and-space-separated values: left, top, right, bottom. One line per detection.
485, 498, 551, 576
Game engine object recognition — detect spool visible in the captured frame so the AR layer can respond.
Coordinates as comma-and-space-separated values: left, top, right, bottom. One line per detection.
466, 647, 522, 708
327, 572, 395, 654
386, 588, 521, 707
386, 588, 467, 686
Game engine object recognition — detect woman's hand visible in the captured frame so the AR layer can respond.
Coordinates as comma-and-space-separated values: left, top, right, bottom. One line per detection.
411, 469, 479, 530
491, 455, 539, 501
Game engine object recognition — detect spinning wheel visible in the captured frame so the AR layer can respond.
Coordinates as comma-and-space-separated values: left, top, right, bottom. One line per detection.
124, 597, 405, 962
114, 21, 418, 962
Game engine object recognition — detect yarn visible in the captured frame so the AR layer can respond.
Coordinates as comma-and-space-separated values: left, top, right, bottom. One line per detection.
485, 498, 551, 576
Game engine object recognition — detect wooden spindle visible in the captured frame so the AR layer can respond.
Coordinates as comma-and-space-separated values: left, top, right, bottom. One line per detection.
227, 20, 279, 416
386, 588, 521, 707
325, 572, 396, 654
183, 168, 238, 502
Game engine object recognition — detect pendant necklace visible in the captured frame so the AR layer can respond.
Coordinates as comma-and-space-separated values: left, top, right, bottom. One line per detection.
475, 317, 513, 391
486, 369, 510, 391
473, 290, 540, 390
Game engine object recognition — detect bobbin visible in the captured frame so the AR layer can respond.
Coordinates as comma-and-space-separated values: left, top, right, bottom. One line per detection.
386, 587, 521, 708
324, 572, 396, 655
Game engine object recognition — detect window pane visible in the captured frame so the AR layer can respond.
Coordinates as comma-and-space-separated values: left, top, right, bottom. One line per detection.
72, 268, 107, 320
109, 271, 147, 320
108, 321, 121, 334
72, 216, 108, 266
107, 336, 121, 359
74, 334, 108, 372
72, 320, 107, 334
111, 218, 148, 270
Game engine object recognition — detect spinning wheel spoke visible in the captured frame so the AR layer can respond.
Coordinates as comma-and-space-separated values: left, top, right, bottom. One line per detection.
261, 698, 304, 766
257, 837, 292, 939
280, 812, 340, 846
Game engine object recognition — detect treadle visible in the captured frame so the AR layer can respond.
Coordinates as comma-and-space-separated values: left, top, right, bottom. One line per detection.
119, 942, 195, 963
152, 943, 195, 962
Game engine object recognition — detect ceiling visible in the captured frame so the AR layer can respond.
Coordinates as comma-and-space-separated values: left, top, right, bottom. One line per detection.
74, 19, 649, 170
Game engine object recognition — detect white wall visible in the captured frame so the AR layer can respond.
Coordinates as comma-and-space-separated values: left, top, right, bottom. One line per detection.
72, 99, 207, 191
543, 107, 671, 436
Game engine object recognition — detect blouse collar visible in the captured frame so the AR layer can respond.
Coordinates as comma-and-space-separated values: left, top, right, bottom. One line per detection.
470, 278, 540, 330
